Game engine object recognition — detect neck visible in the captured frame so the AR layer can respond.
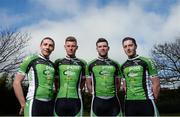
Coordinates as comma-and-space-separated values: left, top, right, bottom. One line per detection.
40, 54, 49, 59
98, 55, 108, 59
66, 55, 76, 58
128, 54, 138, 59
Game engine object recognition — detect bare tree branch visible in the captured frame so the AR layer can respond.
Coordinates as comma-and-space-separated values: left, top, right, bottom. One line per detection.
0, 28, 31, 73
151, 38, 180, 88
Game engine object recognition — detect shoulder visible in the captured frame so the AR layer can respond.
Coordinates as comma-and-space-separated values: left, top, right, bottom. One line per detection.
139, 56, 154, 64
121, 58, 128, 66
24, 54, 39, 61
18, 55, 39, 74
22, 54, 39, 64
54, 58, 64, 64
87, 58, 97, 66
139, 56, 148, 61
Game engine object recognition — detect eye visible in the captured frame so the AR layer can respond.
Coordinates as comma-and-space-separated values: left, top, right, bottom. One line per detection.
49, 44, 53, 47
44, 43, 48, 46
98, 45, 102, 48
123, 45, 127, 48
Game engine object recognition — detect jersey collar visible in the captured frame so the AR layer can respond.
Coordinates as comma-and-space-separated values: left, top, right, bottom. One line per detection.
39, 54, 49, 60
98, 56, 109, 61
128, 54, 139, 60
66, 55, 77, 60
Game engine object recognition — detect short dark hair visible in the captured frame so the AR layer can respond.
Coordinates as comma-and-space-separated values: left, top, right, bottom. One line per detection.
96, 38, 109, 46
122, 37, 137, 46
65, 36, 77, 43
40, 37, 55, 46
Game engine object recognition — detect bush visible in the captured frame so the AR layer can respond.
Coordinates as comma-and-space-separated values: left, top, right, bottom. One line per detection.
157, 88, 180, 114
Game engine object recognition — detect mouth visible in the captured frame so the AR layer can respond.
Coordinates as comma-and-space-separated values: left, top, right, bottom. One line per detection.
127, 50, 131, 53
43, 49, 51, 54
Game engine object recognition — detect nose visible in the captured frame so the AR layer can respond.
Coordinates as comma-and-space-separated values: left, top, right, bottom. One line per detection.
100, 46, 105, 49
45, 44, 51, 49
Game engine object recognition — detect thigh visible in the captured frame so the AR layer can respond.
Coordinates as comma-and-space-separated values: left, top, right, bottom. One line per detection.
55, 98, 81, 116
32, 99, 54, 116
125, 100, 155, 116
141, 100, 155, 116
93, 96, 121, 116
125, 100, 137, 116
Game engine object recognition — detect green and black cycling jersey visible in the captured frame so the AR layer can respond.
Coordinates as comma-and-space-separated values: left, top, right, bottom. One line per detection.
86, 57, 121, 97
121, 55, 158, 100
86, 57, 122, 116
54, 56, 86, 99
18, 54, 55, 100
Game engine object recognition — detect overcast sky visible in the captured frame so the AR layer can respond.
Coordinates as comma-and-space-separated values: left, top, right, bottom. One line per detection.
0, 0, 180, 63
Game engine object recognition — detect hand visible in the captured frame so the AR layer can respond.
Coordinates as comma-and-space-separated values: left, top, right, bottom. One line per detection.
19, 106, 24, 115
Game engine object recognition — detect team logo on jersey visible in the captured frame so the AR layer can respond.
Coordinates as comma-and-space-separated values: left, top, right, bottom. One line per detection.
126, 66, 142, 77
99, 70, 110, 76
66, 65, 80, 70
43, 66, 54, 84
43, 66, 54, 75
64, 70, 75, 76
63, 70, 76, 80
128, 72, 138, 77
102, 66, 114, 70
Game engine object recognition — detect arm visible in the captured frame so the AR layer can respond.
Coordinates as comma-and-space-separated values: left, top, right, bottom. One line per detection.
121, 79, 126, 94
54, 76, 59, 94
80, 77, 86, 91
85, 78, 92, 94
151, 76, 160, 100
13, 73, 26, 115
116, 77, 121, 92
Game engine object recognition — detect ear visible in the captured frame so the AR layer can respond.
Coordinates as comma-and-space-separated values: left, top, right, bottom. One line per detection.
52, 46, 55, 51
108, 46, 110, 50
40, 43, 42, 49
135, 45, 137, 50
76, 46, 78, 50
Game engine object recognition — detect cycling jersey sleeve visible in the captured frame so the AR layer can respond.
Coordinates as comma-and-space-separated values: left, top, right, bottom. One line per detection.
18, 55, 38, 75
146, 58, 158, 77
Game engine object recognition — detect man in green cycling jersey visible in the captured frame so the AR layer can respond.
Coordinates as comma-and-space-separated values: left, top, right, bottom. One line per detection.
121, 37, 160, 116
54, 36, 86, 116
86, 38, 122, 116
13, 37, 56, 116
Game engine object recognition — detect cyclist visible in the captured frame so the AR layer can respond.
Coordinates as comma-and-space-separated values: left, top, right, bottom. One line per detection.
13, 37, 55, 116
86, 38, 122, 116
54, 36, 86, 116
121, 37, 160, 116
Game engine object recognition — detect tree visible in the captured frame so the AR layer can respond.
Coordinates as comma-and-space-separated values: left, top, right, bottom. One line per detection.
151, 39, 180, 88
0, 28, 30, 115
0, 28, 31, 74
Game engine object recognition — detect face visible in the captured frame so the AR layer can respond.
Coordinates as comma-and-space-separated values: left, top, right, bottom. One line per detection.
64, 41, 78, 57
96, 42, 109, 57
123, 40, 137, 58
40, 39, 54, 58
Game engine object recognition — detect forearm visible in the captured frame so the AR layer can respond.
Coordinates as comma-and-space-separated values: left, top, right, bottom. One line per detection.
13, 80, 26, 107
151, 77, 160, 100
153, 84, 160, 100
85, 78, 92, 94
80, 78, 86, 90
116, 78, 121, 92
